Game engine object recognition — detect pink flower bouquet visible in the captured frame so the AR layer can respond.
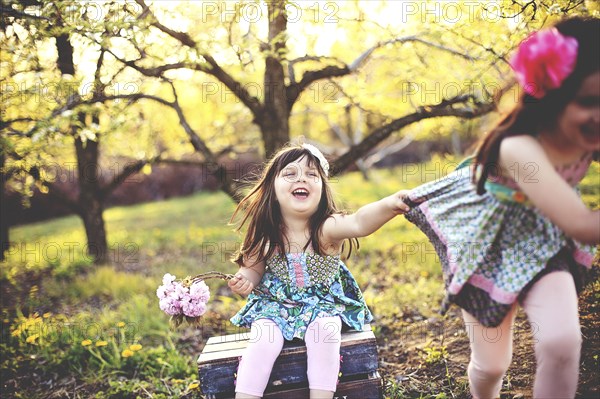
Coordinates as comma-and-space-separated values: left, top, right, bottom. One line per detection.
157, 271, 231, 327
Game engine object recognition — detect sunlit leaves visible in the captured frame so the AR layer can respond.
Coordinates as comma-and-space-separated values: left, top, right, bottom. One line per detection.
2, 0, 596, 202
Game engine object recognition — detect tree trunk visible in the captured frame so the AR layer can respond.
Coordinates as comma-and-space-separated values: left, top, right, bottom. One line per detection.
261, 0, 290, 157
0, 149, 8, 261
74, 129, 108, 264
56, 34, 75, 75
79, 200, 108, 265
56, 33, 109, 265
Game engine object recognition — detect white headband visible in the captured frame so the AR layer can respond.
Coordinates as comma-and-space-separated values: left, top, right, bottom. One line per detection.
302, 143, 329, 177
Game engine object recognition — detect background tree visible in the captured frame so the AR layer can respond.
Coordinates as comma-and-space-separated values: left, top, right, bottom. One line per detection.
2, 1, 160, 263
84, 0, 513, 206
3, 0, 596, 263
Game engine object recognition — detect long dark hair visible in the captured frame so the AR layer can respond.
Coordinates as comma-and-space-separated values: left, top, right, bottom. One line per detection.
474, 17, 600, 194
231, 144, 358, 266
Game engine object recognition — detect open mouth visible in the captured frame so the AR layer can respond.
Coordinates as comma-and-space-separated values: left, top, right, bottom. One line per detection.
292, 188, 309, 199
581, 125, 600, 144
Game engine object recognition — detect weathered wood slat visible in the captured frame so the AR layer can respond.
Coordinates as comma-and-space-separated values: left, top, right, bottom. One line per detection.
264, 371, 382, 399
204, 371, 383, 399
198, 326, 381, 398
199, 339, 378, 394
200, 330, 376, 360
203, 327, 373, 347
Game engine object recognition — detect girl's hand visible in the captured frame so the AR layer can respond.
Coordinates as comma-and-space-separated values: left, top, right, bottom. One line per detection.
388, 190, 412, 215
228, 274, 255, 296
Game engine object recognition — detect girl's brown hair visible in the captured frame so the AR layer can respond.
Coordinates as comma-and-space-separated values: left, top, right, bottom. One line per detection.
231, 144, 358, 266
474, 17, 600, 194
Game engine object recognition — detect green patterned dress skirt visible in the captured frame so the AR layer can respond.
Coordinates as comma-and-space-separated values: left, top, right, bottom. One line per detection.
230, 252, 373, 340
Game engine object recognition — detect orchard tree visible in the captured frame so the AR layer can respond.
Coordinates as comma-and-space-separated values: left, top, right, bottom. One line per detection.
110, 0, 594, 175
1, 1, 160, 263
2, 0, 594, 263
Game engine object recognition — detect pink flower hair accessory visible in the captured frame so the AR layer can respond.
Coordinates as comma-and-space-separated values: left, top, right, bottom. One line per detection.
510, 27, 578, 99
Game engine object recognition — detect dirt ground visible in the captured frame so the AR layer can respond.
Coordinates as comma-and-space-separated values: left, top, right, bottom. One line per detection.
377, 283, 600, 398
2, 271, 597, 398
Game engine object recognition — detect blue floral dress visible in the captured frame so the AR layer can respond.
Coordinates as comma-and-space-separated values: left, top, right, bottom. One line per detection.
230, 252, 373, 340
404, 154, 598, 327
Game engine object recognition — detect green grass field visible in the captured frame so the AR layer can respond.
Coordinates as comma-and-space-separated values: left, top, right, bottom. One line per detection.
1, 158, 598, 398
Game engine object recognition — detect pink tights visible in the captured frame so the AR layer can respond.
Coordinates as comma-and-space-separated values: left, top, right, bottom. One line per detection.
235, 317, 342, 397
463, 271, 582, 399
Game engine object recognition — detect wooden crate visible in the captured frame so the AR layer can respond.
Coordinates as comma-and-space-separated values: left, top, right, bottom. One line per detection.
198, 325, 382, 399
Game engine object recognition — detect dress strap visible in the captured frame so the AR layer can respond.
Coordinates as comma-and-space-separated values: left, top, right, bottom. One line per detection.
455, 156, 532, 205
484, 180, 532, 206
455, 156, 475, 171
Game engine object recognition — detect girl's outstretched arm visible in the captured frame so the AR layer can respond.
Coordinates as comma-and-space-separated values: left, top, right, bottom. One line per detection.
499, 135, 600, 244
228, 255, 266, 296
322, 189, 411, 242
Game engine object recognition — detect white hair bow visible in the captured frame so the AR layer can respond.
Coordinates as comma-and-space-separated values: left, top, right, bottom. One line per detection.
302, 143, 329, 177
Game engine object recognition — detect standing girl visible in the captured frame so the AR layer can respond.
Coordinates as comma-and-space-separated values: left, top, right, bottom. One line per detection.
404, 17, 599, 398
228, 143, 409, 399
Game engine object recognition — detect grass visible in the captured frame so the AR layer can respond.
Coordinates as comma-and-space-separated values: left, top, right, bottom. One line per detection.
1, 158, 598, 398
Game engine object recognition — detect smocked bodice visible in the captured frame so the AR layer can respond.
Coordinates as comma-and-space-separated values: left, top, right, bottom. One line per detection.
266, 252, 341, 288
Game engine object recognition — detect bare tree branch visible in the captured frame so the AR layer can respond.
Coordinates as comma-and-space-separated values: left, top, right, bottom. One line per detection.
287, 35, 476, 107
561, 0, 585, 12
0, 5, 50, 22
286, 65, 350, 107
131, 0, 263, 117
101, 155, 161, 198
103, 47, 191, 77
401, 37, 476, 61
134, 0, 197, 48
288, 55, 346, 66
328, 80, 392, 120
194, 55, 263, 117
443, 27, 512, 66
0, 118, 38, 130
101, 42, 263, 118
492, 0, 537, 19
7, 153, 81, 214
331, 95, 497, 174
93, 49, 106, 91
11, 86, 209, 163
14, 91, 171, 139
161, 81, 241, 201
287, 55, 346, 84
362, 134, 416, 168
157, 158, 207, 167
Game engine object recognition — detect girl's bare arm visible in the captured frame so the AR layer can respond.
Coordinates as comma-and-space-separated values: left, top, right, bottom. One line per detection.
499, 135, 600, 244
322, 190, 411, 243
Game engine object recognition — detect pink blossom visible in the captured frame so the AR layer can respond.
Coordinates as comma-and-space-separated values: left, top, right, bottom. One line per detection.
157, 274, 212, 323
159, 298, 181, 316
180, 292, 193, 304
182, 301, 207, 318
156, 284, 171, 298
172, 282, 187, 300
190, 281, 210, 302
510, 28, 578, 99
162, 273, 176, 285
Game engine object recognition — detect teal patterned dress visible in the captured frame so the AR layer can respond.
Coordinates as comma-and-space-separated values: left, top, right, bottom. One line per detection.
230, 252, 373, 340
